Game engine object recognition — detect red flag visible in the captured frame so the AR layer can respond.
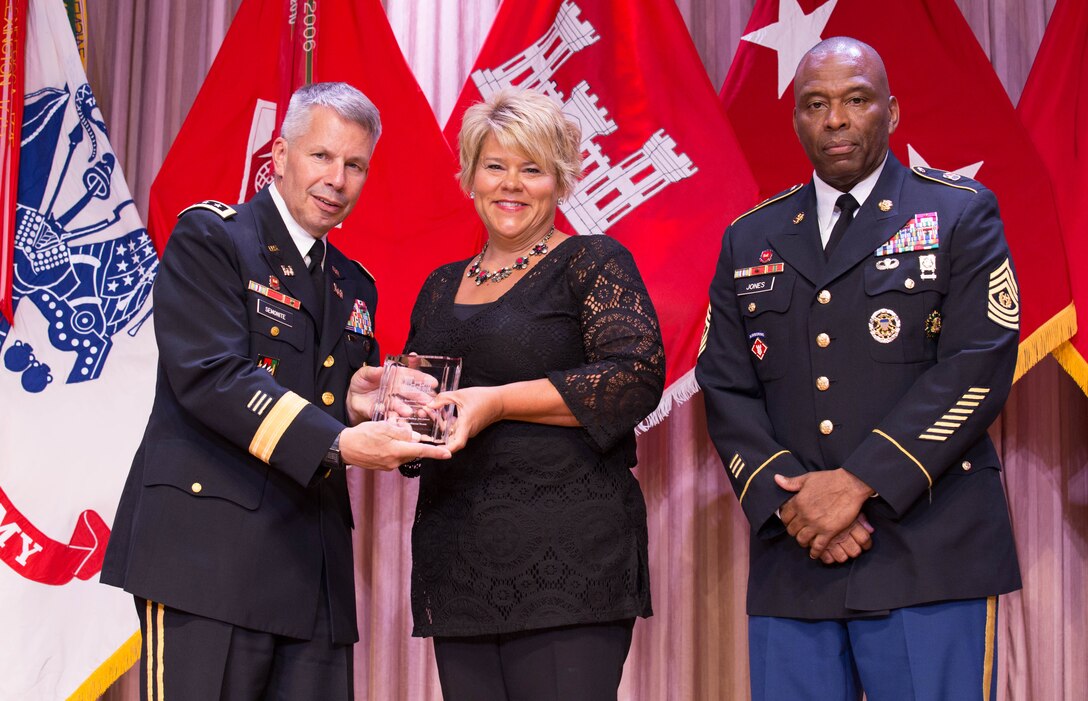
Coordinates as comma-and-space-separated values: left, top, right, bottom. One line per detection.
1019, 0, 1088, 394
148, 0, 476, 357
444, 0, 757, 421
720, 0, 1076, 381
0, 0, 27, 324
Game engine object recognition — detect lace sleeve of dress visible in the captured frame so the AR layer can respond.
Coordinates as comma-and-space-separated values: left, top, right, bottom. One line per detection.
547, 239, 665, 452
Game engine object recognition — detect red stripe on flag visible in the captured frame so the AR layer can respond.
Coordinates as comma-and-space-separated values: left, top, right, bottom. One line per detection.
0, 0, 27, 324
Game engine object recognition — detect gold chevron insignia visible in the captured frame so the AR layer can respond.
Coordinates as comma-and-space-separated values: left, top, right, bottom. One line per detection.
987, 258, 1020, 330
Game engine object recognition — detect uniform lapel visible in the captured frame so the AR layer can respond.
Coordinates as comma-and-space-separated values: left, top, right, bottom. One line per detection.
820, 155, 911, 286
252, 188, 321, 327
318, 246, 355, 360
768, 183, 823, 287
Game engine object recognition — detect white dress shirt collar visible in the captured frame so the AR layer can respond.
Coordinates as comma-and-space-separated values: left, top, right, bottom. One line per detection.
812, 154, 889, 245
268, 182, 326, 269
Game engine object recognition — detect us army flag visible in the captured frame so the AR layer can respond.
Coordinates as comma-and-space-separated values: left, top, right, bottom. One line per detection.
149, 0, 477, 358
444, 0, 758, 424
0, 0, 157, 698
720, 0, 1075, 381
1019, 0, 1088, 394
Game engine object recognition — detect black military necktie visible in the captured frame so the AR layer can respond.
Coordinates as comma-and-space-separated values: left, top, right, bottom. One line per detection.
307, 238, 325, 324
824, 193, 860, 260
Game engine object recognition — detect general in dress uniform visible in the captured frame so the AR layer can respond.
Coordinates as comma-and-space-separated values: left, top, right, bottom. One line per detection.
101, 82, 450, 700
696, 38, 1021, 701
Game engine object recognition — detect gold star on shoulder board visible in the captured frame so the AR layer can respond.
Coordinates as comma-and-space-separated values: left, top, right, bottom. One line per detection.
792, 212, 805, 224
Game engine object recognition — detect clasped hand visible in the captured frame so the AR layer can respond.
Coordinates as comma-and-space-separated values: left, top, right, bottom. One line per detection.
775, 469, 875, 564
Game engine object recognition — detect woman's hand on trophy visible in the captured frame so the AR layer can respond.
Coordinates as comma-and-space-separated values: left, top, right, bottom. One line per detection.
429, 386, 505, 453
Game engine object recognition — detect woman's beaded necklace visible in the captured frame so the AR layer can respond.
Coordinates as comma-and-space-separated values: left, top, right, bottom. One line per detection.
466, 227, 555, 285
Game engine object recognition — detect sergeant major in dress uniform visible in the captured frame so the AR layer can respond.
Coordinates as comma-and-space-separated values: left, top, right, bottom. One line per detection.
696, 38, 1021, 701
101, 82, 452, 701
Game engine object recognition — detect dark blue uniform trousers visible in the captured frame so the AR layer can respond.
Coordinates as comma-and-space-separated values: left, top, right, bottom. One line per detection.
749, 597, 998, 701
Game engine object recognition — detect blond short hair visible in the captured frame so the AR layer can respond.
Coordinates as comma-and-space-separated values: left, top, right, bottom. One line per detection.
457, 88, 583, 199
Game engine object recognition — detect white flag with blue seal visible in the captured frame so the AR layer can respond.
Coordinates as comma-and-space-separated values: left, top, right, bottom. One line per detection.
0, 0, 155, 697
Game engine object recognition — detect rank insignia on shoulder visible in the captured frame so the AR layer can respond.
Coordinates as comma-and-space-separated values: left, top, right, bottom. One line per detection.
257, 356, 280, 376
925, 310, 942, 338
749, 332, 768, 360
347, 299, 373, 336
178, 200, 237, 219
869, 308, 901, 343
875, 212, 939, 256
987, 258, 1020, 330
943, 172, 962, 181
735, 263, 785, 279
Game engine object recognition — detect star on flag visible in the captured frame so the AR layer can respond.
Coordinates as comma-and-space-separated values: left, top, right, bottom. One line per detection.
741, 0, 839, 98
907, 144, 983, 180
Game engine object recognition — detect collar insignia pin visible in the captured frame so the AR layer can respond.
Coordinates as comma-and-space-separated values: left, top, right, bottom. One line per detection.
280, 264, 295, 277
333, 283, 344, 299
878, 199, 893, 212
792, 212, 805, 225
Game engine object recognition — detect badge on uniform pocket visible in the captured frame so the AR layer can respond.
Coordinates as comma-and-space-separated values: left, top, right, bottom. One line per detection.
869, 308, 901, 343
257, 355, 280, 376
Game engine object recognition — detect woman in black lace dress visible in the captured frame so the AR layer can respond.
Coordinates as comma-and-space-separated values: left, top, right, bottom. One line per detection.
402, 88, 665, 700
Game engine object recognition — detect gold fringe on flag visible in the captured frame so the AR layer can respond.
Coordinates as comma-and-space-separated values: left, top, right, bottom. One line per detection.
1053, 340, 1088, 396
1014, 302, 1077, 383
66, 630, 140, 701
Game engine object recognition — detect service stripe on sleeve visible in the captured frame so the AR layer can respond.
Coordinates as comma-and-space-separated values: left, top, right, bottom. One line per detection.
249, 391, 309, 463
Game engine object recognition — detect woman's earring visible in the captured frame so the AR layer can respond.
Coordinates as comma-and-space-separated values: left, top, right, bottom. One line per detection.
557, 197, 564, 206
469, 192, 476, 199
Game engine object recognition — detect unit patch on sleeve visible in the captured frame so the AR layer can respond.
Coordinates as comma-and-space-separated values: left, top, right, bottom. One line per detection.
987, 258, 1020, 330
875, 212, 939, 256
919, 387, 990, 441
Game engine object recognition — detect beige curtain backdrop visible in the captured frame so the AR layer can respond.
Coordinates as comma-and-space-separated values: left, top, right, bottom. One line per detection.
92, 1, 1084, 699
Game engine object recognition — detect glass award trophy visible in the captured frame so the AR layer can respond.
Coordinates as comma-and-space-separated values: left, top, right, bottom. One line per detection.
372, 354, 462, 444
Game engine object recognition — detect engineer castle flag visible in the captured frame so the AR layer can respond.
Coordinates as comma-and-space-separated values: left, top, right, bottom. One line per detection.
445, 0, 758, 422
